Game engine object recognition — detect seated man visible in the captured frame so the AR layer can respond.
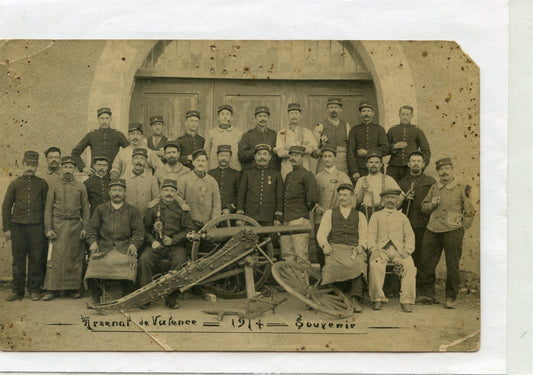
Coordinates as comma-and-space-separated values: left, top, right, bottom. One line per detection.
316, 183, 367, 313
139, 179, 195, 309
367, 189, 416, 313
84, 178, 145, 304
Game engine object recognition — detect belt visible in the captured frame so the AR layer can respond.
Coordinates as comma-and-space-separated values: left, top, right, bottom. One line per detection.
53, 213, 81, 221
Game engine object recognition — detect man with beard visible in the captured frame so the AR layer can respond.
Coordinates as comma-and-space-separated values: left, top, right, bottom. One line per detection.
398, 151, 436, 269
237, 144, 284, 226
238, 106, 280, 171
84, 178, 144, 303
154, 141, 191, 186
2, 151, 48, 301
313, 98, 352, 175
122, 148, 160, 216
110, 122, 162, 178
417, 158, 476, 309
42, 147, 62, 186
276, 103, 317, 179
208, 145, 241, 215
386, 105, 431, 181
42, 156, 90, 301
347, 103, 389, 180
139, 179, 196, 309
205, 105, 243, 171
177, 110, 205, 170
147, 115, 168, 160
367, 189, 416, 313
84, 156, 111, 215
72, 107, 129, 176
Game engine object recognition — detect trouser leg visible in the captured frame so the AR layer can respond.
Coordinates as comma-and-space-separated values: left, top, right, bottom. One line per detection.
417, 229, 443, 298
138, 247, 164, 287
293, 232, 310, 264
279, 234, 294, 262
368, 256, 387, 302
313, 224, 325, 268
411, 227, 426, 269
121, 280, 135, 296
167, 246, 188, 270
10, 224, 27, 295
26, 223, 45, 293
350, 276, 364, 299
398, 256, 417, 304
443, 227, 465, 300
86, 278, 102, 300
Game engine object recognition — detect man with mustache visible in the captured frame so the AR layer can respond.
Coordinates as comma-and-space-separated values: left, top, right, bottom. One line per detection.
139, 179, 195, 309
347, 103, 389, 181
417, 158, 476, 309
110, 122, 163, 178
83, 156, 111, 215
208, 145, 241, 215
147, 115, 168, 160
122, 148, 160, 216
177, 110, 205, 171
84, 178, 144, 303
2, 151, 48, 301
42, 146, 62, 186
154, 141, 191, 185
386, 105, 431, 181
276, 103, 317, 179
238, 106, 280, 171
237, 144, 284, 226
72, 107, 129, 176
42, 156, 90, 301
313, 98, 352, 175
205, 105, 243, 171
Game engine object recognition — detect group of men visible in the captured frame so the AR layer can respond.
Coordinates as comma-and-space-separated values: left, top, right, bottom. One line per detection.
2, 99, 475, 313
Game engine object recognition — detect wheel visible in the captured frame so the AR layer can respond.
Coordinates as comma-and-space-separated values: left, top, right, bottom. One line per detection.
271, 260, 353, 318
191, 214, 274, 299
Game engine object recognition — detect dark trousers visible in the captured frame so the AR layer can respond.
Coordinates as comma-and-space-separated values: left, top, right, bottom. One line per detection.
313, 224, 325, 268
87, 278, 134, 301
386, 165, 409, 182
11, 223, 45, 294
138, 245, 187, 287
411, 227, 426, 269
417, 227, 465, 300
334, 276, 364, 298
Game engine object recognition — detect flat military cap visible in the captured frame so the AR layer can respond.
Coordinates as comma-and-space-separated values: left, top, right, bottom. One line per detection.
217, 145, 232, 154
254, 143, 272, 154
327, 98, 343, 107
254, 106, 270, 116
288, 145, 306, 155
44, 147, 61, 157
185, 110, 200, 119
97, 107, 112, 116
161, 179, 178, 190
163, 140, 181, 152
366, 151, 382, 160
435, 157, 453, 170
191, 149, 208, 160
288, 103, 302, 112
132, 148, 148, 158
217, 104, 233, 114
321, 146, 337, 156
128, 122, 143, 134
109, 178, 126, 188
23, 150, 39, 163
61, 155, 76, 166
337, 183, 354, 193
380, 188, 402, 197
149, 116, 164, 125
359, 103, 375, 111
92, 155, 110, 163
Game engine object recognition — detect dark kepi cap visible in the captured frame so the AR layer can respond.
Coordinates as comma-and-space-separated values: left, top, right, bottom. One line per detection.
337, 183, 354, 193
149, 115, 164, 125
327, 98, 343, 107
191, 149, 207, 160
321, 146, 337, 156
44, 146, 61, 157
289, 145, 306, 155
92, 155, 110, 163
217, 145, 232, 154
128, 122, 143, 134
217, 104, 233, 114
288, 103, 302, 112
366, 151, 382, 160
254, 143, 272, 154
97, 107, 112, 116
161, 179, 178, 190
60, 155, 76, 166
435, 157, 453, 170
23, 151, 39, 164
380, 188, 402, 197
185, 110, 200, 119
254, 106, 270, 116
359, 103, 375, 111
408, 150, 424, 160
163, 140, 181, 152
132, 148, 148, 158
109, 178, 126, 188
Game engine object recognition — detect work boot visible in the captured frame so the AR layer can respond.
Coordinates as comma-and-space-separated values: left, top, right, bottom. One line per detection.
70, 290, 82, 299
6, 292, 24, 301
42, 291, 59, 301
352, 296, 363, 313
444, 297, 456, 309
30, 291, 41, 301
140, 302, 151, 310
373, 301, 383, 310
401, 303, 412, 313
165, 295, 180, 309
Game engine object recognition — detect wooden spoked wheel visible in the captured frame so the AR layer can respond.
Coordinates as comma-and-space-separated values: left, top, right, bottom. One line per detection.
271, 260, 353, 318
191, 214, 274, 299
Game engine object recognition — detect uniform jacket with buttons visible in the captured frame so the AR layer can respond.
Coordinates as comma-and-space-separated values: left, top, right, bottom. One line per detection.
398, 173, 436, 229
84, 173, 110, 215
71, 128, 130, 171
238, 126, 280, 170
144, 199, 195, 247
208, 166, 241, 212
282, 165, 319, 222
387, 124, 431, 167
177, 133, 205, 170
347, 122, 389, 174
2, 175, 48, 231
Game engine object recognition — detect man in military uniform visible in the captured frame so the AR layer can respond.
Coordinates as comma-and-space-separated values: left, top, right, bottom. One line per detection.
71, 107, 129, 176
139, 179, 196, 308
276, 103, 317, 179
177, 110, 205, 170
205, 105, 243, 171
386, 105, 431, 181
347, 103, 389, 180
122, 148, 160, 216
313, 98, 352, 175
238, 105, 279, 171
147, 115, 168, 160
280, 146, 319, 264
2, 151, 48, 301
42, 146, 62, 186
236, 144, 284, 226
208, 145, 241, 215
83, 156, 111, 215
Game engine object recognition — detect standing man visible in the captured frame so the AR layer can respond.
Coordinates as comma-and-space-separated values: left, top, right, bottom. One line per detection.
417, 158, 476, 309
205, 105, 243, 171
177, 149, 221, 228
2, 151, 48, 301
209, 145, 241, 215
367, 189, 417, 313
147, 115, 168, 160
238, 105, 279, 171
313, 98, 351, 175
71, 107, 129, 176
398, 151, 436, 268
122, 148, 160, 216
154, 141, 191, 186
317, 183, 368, 312
177, 110, 205, 170
84, 156, 111, 215
111, 122, 162, 178
42, 147, 62, 186
276, 103, 317, 179
42, 156, 90, 301
347, 103, 389, 180
237, 144, 284, 226
280, 146, 319, 264
386, 105, 431, 181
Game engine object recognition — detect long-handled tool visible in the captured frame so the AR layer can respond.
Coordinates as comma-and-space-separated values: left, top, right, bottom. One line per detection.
405, 182, 415, 216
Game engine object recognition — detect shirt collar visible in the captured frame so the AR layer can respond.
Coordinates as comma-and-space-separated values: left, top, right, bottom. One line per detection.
217, 124, 232, 132
328, 118, 340, 126
324, 166, 336, 174
255, 126, 268, 133
186, 131, 198, 137
436, 178, 457, 190
129, 169, 147, 178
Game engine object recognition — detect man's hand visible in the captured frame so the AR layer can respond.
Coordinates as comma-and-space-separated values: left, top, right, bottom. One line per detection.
80, 229, 87, 240
127, 244, 137, 258
431, 196, 440, 208
322, 243, 331, 256
3, 230, 11, 241
89, 242, 99, 252
82, 166, 95, 176
356, 245, 365, 255
221, 208, 230, 216
406, 190, 415, 200
393, 141, 408, 150
187, 155, 193, 161
398, 249, 410, 259
89, 241, 105, 259
320, 134, 328, 145
109, 171, 119, 180
356, 149, 368, 157
181, 203, 191, 212
46, 230, 57, 239
152, 240, 162, 249
162, 236, 172, 246
352, 172, 360, 181
313, 205, 325, 215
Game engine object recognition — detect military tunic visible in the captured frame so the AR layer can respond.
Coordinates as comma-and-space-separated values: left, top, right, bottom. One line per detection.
238, 126, 280, 170
177, 171, 221, 226
387, 124, 431, 167
347, 122, 389, 176
111, 145, 163, 177
42, 169, 62, 187
177, 133, 205, 170
208, 166, 241, 212
71, 128, 130, 171
147, 135, 168, 153
122, 169, 160, 216
84, 174, 110, 215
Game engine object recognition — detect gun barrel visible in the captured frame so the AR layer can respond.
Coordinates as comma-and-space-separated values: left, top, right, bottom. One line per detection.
201, 224, 311, 242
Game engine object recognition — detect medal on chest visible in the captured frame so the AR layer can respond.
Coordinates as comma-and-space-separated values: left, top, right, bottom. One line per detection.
330, 178, 338, 184
154, 206, 164, 240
